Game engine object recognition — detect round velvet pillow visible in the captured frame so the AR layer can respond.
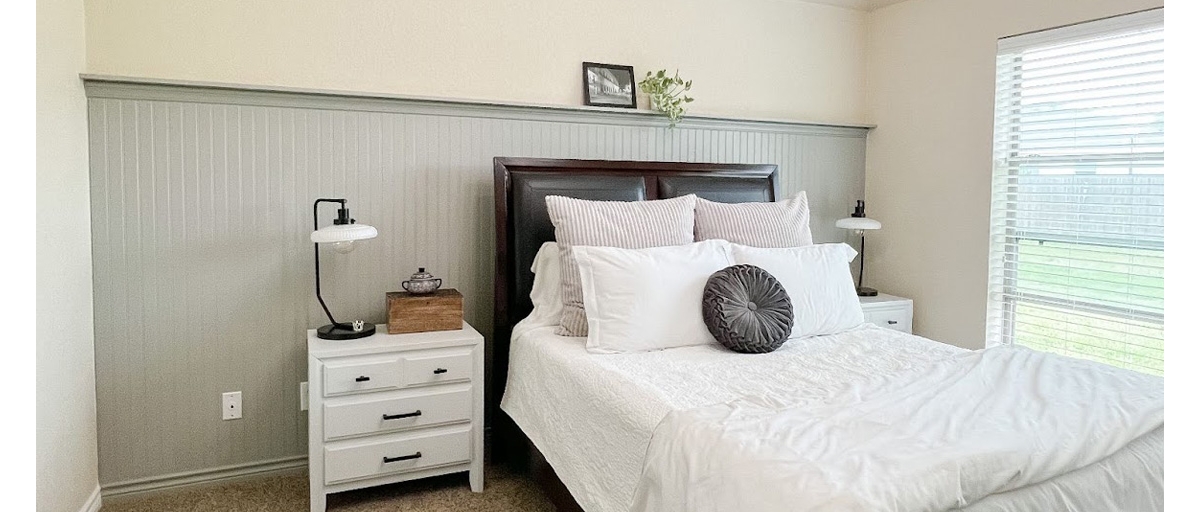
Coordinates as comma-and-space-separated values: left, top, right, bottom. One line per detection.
702, 264, 794, 354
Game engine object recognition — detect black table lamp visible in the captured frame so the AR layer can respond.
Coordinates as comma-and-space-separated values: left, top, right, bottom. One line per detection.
836, 200, 882, 297
311, 198, 378, 340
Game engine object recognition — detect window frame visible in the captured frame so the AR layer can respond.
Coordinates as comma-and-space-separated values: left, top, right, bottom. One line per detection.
985, 8, 1164, 374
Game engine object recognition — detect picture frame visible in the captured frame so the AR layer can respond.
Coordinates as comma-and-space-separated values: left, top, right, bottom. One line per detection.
582, 62, 637, 108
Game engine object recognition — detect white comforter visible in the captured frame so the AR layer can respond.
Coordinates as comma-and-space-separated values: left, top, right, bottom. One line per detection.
502, 322, 1163, 512
629, 344, 1164, 512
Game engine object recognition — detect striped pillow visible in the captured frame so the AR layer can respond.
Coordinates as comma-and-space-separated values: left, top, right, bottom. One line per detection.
694, 192, 813, 248
546, 194, 697, 337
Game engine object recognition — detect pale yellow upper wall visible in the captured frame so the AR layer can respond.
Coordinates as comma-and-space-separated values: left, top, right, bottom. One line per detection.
38, 0, 100, 508
864, 0, 1163, 349
85, 0, 868, 125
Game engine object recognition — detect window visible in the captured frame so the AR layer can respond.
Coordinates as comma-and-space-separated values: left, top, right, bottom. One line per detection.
986, 9, 1164, 375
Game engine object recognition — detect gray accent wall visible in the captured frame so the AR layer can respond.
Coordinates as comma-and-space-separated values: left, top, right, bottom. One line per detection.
84, 77, 868, 488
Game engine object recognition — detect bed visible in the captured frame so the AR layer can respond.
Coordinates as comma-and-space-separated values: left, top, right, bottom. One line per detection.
491, 157, 1164, 512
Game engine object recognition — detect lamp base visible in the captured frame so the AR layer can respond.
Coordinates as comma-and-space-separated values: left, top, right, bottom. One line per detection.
856, 286, 878, 297
317, 322, 376, 340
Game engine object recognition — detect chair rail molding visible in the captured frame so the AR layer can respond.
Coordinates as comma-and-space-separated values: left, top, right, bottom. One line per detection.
81, 75, 874, 136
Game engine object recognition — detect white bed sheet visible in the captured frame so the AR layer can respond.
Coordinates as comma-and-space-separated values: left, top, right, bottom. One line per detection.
499, 324, 1163, 512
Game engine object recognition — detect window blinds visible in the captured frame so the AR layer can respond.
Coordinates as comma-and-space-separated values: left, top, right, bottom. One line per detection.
986, 9, 1164, 375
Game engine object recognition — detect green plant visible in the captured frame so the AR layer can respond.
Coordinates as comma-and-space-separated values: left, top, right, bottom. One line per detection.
638, 70, 693, 128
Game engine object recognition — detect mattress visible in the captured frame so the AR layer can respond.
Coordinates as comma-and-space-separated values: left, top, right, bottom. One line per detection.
499, 324, 1163, 512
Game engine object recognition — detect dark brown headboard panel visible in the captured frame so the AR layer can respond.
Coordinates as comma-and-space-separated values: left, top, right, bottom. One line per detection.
491, 157, 780, 416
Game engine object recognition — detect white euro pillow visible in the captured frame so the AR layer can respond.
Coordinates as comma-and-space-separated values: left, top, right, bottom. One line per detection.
517, 241, 564, 333
730, 243, 865, 338
575, 239, 734, 354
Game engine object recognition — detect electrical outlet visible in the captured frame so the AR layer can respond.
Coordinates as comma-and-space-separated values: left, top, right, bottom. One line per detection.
222, 391, 242, 420
300, 382, 309, 411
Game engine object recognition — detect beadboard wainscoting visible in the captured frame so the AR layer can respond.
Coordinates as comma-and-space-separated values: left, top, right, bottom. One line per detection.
84, 76, 869, 491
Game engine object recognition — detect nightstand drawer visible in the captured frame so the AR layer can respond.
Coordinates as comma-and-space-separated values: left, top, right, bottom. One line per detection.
402, 350, 472, 387
324, 426, 471, 484
324, 386, 473, 440
863, 307, 912, 333
324, 356, 404, 396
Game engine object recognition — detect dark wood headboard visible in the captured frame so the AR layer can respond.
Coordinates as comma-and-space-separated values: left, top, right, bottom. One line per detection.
491, 157, 780, 417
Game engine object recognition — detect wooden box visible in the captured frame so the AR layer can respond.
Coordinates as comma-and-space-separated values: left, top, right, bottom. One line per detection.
386, 289, 463, 334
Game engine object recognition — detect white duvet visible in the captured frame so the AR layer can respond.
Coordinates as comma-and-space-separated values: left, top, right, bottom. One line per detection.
501, 322, 1164, 512
629, 344, 1164, 512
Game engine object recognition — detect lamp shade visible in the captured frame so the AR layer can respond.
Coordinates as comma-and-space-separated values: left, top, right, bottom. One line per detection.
310, 223, 378, 244
835, 217, 881, 231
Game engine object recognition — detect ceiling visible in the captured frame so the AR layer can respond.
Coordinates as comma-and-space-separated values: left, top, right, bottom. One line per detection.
800, 0, 911, 11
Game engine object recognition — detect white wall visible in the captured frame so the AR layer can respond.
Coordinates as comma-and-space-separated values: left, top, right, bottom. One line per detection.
864, 0, 1163, 349
84, 0, 868, 125
37, 0, 100, 509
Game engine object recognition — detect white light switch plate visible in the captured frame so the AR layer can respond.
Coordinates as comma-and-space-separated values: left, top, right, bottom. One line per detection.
300, 382, 309, 411
222, 391, 242, 420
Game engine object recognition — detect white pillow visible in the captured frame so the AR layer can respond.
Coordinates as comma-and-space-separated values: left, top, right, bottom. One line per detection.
575, 240, 734, 354
730, 243, 864, 338
520, 241, 563, 331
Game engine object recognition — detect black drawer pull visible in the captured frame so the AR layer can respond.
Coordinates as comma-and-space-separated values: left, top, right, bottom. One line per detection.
354, 376, 371, 382
383, 452, 422, 463
433, 368, 448, 375
382, 410, 422, 421
887, 320, 898, 325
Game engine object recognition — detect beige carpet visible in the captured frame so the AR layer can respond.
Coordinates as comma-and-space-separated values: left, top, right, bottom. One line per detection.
101, 465, 554, 512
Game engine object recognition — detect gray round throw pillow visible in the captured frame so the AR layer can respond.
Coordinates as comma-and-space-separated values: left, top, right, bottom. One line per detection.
702, 265, 794, 354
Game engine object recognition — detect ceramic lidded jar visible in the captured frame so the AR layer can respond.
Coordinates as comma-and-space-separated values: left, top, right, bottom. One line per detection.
401, 267, 442, 295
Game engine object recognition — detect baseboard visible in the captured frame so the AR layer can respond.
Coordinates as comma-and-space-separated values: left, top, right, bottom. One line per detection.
101, 455, 307, 499
79, 485, 102, 512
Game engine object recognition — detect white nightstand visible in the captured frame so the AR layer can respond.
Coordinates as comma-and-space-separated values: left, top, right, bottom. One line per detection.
859, 293, 913, 334
307, 321, 485, 512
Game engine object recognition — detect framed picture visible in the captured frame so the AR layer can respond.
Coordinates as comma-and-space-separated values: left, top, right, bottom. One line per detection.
582, 62, 637, 108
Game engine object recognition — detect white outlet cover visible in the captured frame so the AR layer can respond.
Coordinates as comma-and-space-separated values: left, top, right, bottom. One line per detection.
300, 382, 309, 411
222, 391, 242, 420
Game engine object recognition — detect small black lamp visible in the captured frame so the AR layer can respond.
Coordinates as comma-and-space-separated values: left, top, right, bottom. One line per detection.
311, 198, 377, 340
835, 200, 882, 297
